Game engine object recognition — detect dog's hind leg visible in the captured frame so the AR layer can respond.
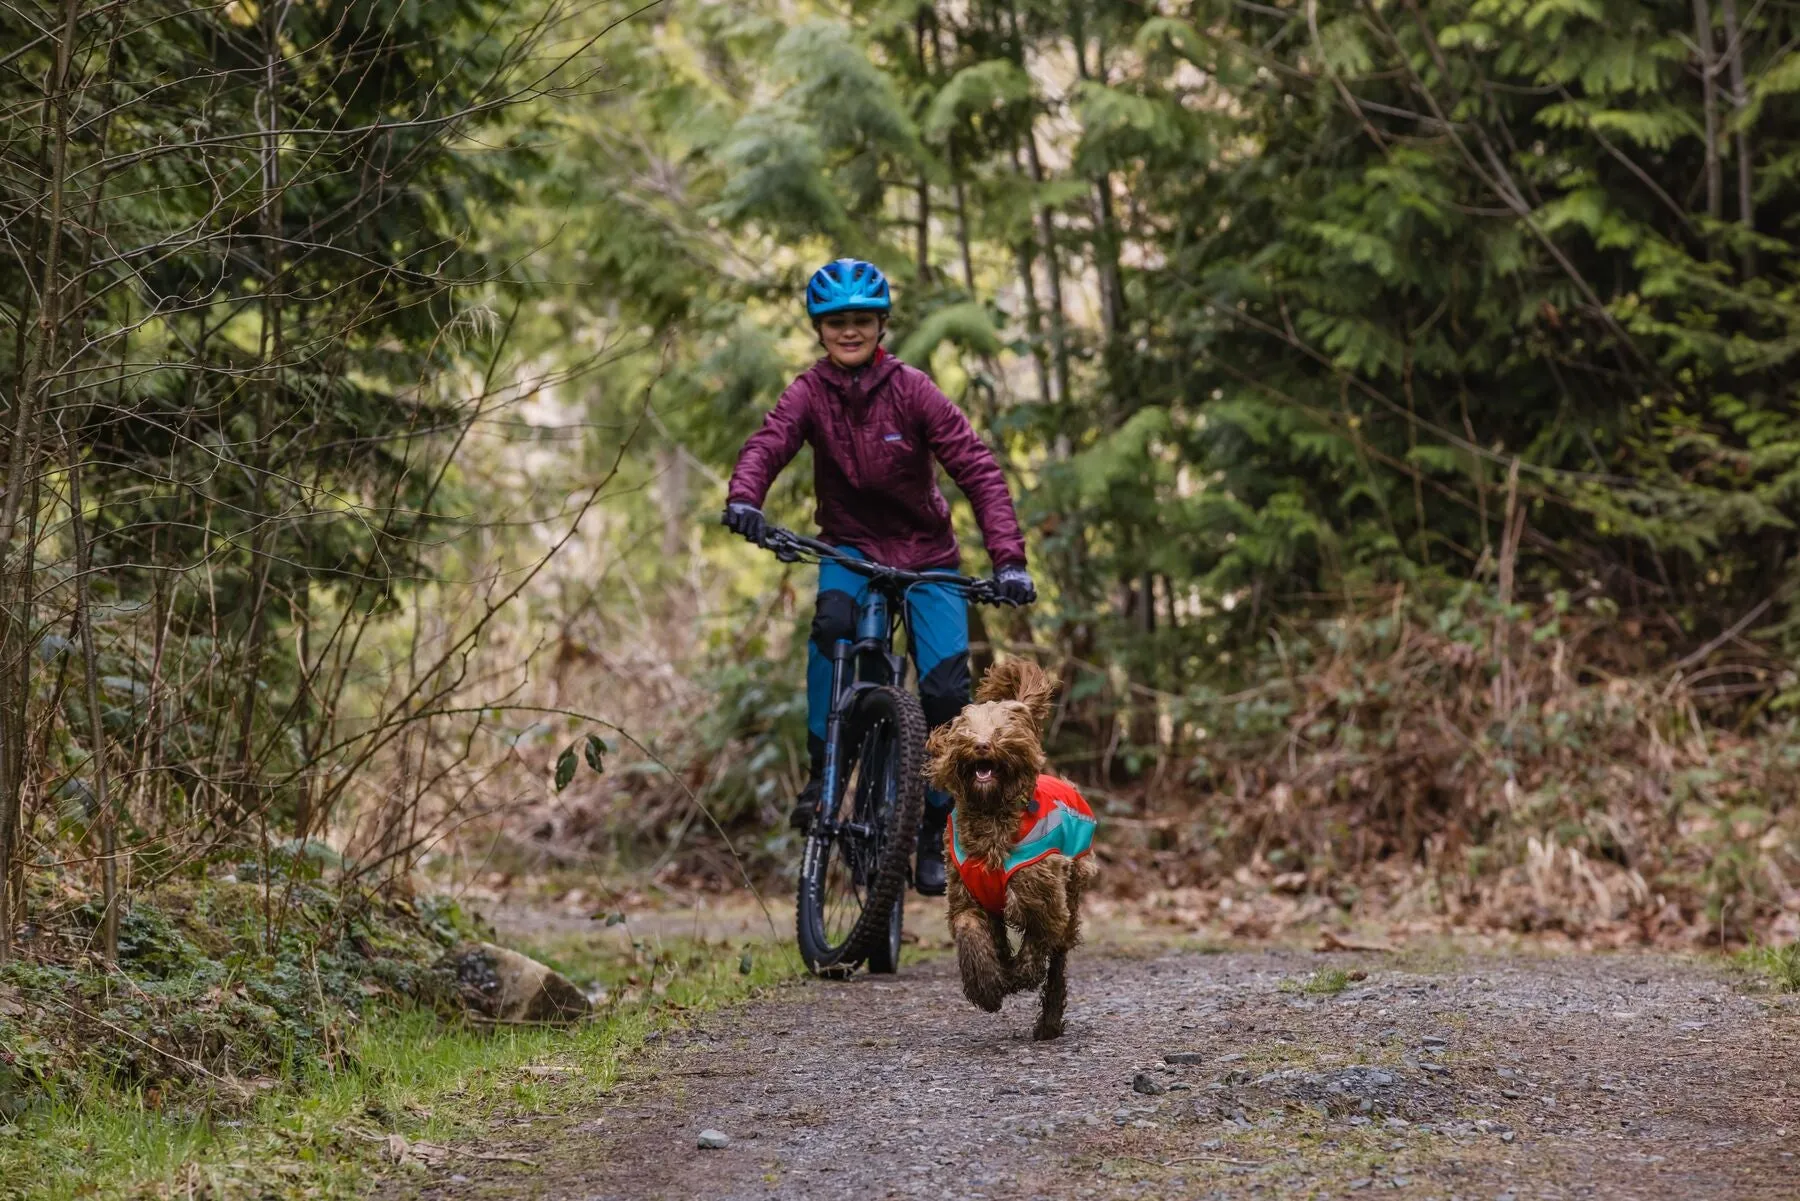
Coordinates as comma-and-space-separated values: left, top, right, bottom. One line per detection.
1064, 856, 1098, 949
1032, 948, 1068, 1041
1002, 860, 1065, 993
1007, 937, 1049, 994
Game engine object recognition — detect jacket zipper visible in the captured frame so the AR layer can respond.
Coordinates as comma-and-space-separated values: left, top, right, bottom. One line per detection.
840, 369, 884, 486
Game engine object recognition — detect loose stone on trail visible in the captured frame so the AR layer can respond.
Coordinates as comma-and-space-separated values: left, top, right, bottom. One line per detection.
1132, 1072, 1167, 1095
696, 1129, 730, 1150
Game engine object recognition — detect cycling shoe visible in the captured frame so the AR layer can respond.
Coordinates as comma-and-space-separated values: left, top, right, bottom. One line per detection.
789, 779, 821, 831
914, 805, 949, 895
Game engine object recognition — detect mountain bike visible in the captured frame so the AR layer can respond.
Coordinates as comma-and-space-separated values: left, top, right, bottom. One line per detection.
755, 525, 1010, 978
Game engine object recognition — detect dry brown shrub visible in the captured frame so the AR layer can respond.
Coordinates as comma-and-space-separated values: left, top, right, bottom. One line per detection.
1106, 589, 1800, 947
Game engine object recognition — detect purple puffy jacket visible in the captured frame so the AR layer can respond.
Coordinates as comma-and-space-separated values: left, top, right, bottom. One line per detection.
726, 349, 1026, 571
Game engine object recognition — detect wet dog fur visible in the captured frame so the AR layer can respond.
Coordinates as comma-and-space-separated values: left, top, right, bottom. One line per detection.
925, 658, 1097, 1040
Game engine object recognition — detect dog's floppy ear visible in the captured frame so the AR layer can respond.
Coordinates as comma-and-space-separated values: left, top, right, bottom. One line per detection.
975, 657, 1057, 728
924, 723, 957, 790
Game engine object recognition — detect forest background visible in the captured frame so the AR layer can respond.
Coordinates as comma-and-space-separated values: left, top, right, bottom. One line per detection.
4, 0, 1800, 1087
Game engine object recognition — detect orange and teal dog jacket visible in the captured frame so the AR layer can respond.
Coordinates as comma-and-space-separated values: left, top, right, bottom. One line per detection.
948, 775, 1097, 915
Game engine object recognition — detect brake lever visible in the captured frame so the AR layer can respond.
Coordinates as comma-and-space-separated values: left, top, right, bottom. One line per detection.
757, 531, 800, 563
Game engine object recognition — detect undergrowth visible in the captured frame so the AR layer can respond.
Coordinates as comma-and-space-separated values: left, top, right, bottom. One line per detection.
0, 872, 482, 1129
477, 582, 1800, 948
0, 898, 799, 1199
1738, 943, 1800, 993
1117, 584, 1800, 946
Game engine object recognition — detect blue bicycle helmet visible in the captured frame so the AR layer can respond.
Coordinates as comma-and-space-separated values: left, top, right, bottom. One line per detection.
805, 258, 892, 318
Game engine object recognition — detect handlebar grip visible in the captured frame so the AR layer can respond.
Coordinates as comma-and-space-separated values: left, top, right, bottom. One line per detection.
967, 582, 1006, 606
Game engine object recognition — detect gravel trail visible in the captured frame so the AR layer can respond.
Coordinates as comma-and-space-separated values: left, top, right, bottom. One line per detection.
409, 932, 1799, 1200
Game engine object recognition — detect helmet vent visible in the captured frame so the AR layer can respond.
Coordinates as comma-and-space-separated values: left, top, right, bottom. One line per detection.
805, 259, 891, 317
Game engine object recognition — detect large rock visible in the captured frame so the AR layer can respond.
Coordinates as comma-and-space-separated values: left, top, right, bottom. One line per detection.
437, 941, 590, 1023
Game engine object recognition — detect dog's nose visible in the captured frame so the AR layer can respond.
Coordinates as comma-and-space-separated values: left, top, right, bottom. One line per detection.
973, 740, 992, 754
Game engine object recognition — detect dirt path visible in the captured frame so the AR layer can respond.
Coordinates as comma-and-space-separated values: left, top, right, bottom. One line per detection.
408, 916, 1799, 1200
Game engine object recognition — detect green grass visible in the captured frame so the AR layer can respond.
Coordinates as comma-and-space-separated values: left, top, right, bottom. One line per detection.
1278, 966, 1356, 996
0, 929, 801, 1199
1737, 941, 1800, 992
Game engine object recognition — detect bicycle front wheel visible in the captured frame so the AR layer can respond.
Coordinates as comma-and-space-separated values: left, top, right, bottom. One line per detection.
795, 685, 927, 977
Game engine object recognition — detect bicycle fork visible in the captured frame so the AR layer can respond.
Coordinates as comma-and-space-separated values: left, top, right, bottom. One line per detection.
818, 640, 851, 832
816, 590, 895, 834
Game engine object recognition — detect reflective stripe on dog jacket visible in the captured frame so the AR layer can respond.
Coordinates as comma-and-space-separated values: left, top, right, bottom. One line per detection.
948, 775, 1097, 916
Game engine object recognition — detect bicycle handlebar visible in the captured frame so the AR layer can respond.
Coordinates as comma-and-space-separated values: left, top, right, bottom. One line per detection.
756, 526, 1018, 606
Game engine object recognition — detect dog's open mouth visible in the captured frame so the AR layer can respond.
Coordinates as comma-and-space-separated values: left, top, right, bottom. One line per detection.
969, 759, 997, 787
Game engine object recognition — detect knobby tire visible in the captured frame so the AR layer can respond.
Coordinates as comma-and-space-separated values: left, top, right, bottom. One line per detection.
795, 685, 927, 976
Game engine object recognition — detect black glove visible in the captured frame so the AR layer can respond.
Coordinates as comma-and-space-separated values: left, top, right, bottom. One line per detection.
993, 563, 1036, 606
722, 502, 766, 544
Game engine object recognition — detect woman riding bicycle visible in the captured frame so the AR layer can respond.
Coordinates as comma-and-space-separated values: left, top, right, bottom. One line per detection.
721, 258, 1035, 896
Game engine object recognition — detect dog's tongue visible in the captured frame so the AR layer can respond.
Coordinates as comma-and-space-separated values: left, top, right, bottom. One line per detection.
974, 767, 995, 784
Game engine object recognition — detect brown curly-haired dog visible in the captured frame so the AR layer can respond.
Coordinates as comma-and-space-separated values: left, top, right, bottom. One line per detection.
925, 658, 1098, 1041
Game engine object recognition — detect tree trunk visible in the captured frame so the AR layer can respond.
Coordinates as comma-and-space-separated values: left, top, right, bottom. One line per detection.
0, 0, 82, 963
1073, 19, 1126, 342
1003, 0, 1070, 403
232, 0, 290, 817
1009, 146, 1053, 404
67, 446, 119, 964
1719, 0, 1755, 274
914, 7, 932, 282
930, 14, 977, 294
952, 155, 975, 293
1693, 0, 1723, 222
916, 178, 932, 282
1021, 127, 1071, 405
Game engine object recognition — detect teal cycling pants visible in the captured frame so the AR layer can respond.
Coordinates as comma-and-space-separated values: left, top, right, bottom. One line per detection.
806, 547, 969, 814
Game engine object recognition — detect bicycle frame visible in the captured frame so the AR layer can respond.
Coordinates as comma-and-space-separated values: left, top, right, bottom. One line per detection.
757, 526, 1007, 840
816, 580, 909, 838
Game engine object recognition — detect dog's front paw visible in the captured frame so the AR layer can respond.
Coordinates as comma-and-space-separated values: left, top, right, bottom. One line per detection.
954, 931, 1008, 1012
963, 975, 1006, 1013
1031, 1014, 1064, 1041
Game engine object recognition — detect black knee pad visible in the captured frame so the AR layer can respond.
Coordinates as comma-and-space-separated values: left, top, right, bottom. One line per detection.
811, 590, 857, 656
918, 653, 972, 730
